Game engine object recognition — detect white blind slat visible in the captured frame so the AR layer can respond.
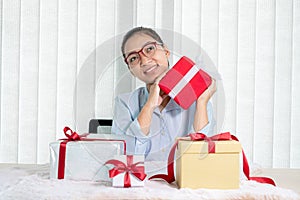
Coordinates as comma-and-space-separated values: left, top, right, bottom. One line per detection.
0, 0, 2, 148
155, 0, 163, 28
76, 0, 97, 133
18, 0, 40, 163
95, 0, 116, 118
236, 0, 256, 162
114, 0, 135, 97
253, 0, 276, 168
160, 0, 175, 30
182, 0, 201, 44
37, 0, 58, 164
136, 0, 155, 27
291, 0, 300, 168
56, 0, 78, 138
273, 0, 293, 168
0, 0, 21, 163
201, 0, 221, 132
218, 0, 238, 135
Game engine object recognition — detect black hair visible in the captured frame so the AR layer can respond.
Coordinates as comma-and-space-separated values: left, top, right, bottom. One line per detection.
121, 27, 164, 57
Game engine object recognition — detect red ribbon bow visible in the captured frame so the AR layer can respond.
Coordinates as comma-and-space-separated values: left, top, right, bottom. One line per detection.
105, 155, 147, 187
63, 126, 81, 141
57, 127, 82, 179
57, 127, 126, 179
149, 132, 276, 186
188, 132, 232, 153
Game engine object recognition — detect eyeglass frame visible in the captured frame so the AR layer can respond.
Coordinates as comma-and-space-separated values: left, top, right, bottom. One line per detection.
123, 41, 164, 67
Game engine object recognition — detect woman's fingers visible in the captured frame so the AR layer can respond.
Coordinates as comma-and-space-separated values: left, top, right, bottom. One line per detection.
209, 78, 217, 95
154, 71, 167, 84
197, 78, 217, 103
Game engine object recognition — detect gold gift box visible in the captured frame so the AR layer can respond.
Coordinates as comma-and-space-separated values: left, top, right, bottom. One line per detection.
176, 140, 241, 189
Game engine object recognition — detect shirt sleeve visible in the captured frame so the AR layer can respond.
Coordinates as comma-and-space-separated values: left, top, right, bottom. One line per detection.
111, 95, 151, 155
190, 101, 216, 136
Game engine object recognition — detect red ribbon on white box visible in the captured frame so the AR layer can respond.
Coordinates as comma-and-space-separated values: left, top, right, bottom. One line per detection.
105, 155, 146, 187
57, 127, 126, 179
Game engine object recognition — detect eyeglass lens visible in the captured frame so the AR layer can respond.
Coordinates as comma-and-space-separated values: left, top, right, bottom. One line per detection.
126, 43, 157, 66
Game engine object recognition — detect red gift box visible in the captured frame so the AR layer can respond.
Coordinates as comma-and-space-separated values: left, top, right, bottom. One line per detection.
159, 56, 212, 109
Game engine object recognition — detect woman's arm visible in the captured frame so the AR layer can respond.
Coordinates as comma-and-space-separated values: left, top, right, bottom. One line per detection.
137, 83, 170, 135
193, 79, 216, 132
138, 73, 168, 136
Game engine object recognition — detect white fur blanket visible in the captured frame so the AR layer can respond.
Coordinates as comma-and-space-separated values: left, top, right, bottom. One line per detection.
0, 164, 299, 200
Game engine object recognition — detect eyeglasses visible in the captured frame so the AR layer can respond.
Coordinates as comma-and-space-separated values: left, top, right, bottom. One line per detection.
124, 41, 163, 67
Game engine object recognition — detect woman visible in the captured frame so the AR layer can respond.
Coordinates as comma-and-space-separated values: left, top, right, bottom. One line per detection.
112, 27, 216, 161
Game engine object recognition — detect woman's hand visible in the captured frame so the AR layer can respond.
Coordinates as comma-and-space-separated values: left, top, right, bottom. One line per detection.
193, 79, 216, 132
147, 83, 162, 109
138, 72, 168, 135
146, 72, 168, 110
197, 78, 217, 105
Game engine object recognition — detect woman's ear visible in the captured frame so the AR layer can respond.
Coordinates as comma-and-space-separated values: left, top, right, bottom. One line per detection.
165, 49, 170, 57
164, 46, 170, 58
163, 46, 170, 67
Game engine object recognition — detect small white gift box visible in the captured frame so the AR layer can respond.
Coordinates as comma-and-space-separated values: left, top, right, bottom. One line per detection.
105, 155, 146, 187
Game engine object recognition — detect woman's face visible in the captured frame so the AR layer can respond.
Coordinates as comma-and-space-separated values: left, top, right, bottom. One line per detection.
124, 33, 170, 84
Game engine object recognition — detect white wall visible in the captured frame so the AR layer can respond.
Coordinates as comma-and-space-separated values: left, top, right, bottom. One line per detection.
0, 0, 299, 168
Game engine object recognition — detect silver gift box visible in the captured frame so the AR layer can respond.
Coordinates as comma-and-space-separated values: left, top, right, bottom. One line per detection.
49, 133, 135, 181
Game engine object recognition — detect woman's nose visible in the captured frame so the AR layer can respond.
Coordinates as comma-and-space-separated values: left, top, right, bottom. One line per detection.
139, 53, 152, 66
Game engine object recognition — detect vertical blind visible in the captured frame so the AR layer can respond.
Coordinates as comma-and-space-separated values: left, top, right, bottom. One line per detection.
0, 0, 299, 168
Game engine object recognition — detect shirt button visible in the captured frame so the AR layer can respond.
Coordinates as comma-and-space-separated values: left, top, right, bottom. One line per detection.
161, 130, 165, 135
162, 148, 165, 152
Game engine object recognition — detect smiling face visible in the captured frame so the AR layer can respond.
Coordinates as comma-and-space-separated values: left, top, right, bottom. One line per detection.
123, 33, 170, 84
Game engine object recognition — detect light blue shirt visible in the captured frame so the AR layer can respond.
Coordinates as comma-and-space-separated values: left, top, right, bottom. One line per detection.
112, 87, 215, 161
